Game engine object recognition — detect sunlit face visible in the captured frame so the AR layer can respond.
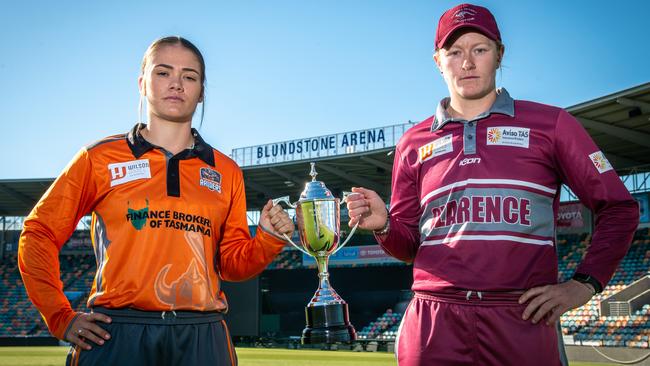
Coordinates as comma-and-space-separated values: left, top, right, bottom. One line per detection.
138, 44, 203, 124
434, 31, 503, 102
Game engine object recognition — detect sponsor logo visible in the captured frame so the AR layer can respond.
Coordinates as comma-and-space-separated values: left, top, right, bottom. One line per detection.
418, 134, 454, 163
126, 199, 149, 230
199, 167, 222, 193
589, 151, 613, 173
108, 159, 151, 187
486, 127, 530, 148
459, 157, 481, 166
125, 204, 213, 237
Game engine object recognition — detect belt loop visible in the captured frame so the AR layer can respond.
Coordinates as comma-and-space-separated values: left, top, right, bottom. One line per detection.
465, 291, 472, 300
477, 291, 483, 300
161, 310, 178, 320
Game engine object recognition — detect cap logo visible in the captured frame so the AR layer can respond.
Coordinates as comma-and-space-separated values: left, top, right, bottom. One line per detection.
453, 8, 477, 23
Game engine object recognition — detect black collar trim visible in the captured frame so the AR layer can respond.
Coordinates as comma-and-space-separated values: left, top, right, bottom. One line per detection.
126, 123, 215, 166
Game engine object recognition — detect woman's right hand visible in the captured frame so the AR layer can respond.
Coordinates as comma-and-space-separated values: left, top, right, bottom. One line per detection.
65, 312, 112, 350
346, 187, 388, 231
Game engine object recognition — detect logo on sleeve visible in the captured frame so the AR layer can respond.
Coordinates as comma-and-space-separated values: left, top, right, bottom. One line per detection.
108, 159, 151, 187
487, 127, 530, 148
200, 167, 222, 193
589, 151, 613, 173
418, 134, 453, 163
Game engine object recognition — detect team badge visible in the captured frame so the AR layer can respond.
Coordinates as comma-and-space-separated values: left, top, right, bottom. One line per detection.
486, 127, 529, 148
418, 134, 453, 163
200, 167, 222, 192
589, 151, 613, 174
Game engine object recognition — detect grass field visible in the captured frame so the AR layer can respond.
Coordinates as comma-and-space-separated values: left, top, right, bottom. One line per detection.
0, 346, 618, 365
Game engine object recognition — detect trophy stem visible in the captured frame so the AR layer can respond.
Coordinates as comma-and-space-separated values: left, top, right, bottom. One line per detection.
310, 253, 342, 304
302, 252, 357, 344
316, 253, 330, 288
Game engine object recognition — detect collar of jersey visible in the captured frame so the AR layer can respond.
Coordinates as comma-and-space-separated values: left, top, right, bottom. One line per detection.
126, 123, 215, 167
431, 88, 515, 132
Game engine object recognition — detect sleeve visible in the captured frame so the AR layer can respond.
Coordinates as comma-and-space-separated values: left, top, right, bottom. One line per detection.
18, 148, 99, 339
375, 143, 423, 263
553, 110, 639, 288
218, 168, 285, 282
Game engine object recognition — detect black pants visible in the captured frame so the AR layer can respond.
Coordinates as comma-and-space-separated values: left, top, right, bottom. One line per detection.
66, 307, 237, 366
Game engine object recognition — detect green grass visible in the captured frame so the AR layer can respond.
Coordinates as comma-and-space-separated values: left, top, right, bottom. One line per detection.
0, 346, 618, 366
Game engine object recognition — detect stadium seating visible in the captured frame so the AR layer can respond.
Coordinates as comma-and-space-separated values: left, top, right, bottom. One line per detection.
557, 228, 649, 348
357, 309, 402, 341
0, 253, 96, 336
266, 249, 302, 270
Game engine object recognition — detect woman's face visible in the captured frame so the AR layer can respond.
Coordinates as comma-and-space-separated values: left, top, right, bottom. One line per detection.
435, 31, 502, 102
139, 44, 203, 124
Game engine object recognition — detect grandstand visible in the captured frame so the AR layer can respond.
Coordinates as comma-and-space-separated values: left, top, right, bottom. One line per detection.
1, 83, 649, 363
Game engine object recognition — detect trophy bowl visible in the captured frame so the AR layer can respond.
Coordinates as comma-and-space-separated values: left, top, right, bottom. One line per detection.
273, 163, 358, 344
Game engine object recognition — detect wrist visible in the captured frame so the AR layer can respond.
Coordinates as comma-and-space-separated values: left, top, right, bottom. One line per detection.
573, 280, 596, 295
572, 273, 601, 294
373, 209, 390, 236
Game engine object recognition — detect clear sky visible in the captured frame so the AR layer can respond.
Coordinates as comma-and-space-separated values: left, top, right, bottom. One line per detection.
1, 0, 649, 179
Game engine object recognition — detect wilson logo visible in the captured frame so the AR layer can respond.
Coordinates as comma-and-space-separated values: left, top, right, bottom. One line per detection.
418, 134, 453, 163
108, 159, 151, 187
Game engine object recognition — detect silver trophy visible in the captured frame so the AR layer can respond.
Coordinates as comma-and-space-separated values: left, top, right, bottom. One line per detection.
273, 163, 358, 344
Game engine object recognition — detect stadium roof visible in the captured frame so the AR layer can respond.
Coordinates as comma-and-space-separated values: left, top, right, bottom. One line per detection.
566, 82, 650, 174
1, 82, 649, 216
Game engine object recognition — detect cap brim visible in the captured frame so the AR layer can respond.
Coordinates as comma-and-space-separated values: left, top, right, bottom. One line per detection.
437, 24, 499, 50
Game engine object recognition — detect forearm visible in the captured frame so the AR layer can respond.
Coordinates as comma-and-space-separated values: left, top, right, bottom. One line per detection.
575, 200, 639, 287
375, 216, 420, 263
219, 227, 286, 281
18, 230, 76, 339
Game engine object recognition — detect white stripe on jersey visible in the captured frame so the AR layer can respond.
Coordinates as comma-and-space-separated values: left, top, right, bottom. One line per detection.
420, 178, 556, 206
422, 234, 554, 246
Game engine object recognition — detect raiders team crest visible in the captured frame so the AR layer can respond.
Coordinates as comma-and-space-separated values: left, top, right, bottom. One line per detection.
200, 167, 222, 192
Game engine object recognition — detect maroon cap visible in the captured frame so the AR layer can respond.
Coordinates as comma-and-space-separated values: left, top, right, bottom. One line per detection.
435, 3, 501, 50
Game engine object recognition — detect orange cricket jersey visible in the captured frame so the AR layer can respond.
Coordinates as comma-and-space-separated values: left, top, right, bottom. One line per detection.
18, 123, 285, 339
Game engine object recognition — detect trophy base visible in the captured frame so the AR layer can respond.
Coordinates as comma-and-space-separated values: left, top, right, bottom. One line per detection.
301, 303, 357, 344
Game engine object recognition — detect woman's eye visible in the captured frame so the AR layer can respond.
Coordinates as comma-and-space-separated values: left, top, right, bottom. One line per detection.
185, 76, 197, 81
475, 48, 487, 54
156, 71, 168, 76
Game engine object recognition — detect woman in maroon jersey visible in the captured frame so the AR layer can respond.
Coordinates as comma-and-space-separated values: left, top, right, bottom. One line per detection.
346, 4, 638, 366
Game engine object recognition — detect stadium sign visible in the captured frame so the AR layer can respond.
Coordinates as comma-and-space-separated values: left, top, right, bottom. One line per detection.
302, 245, 402, 267
231, 122, 415, 167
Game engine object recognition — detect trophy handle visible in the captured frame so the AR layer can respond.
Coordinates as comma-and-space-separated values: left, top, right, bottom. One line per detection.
271, 196, 312, 257
332, 191, 360, 255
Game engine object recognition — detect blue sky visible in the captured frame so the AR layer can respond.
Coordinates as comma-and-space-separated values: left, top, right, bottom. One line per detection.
1, 0, 649, 179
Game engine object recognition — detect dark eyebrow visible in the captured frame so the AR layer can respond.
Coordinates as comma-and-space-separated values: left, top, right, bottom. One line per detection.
154, 63, 200, 75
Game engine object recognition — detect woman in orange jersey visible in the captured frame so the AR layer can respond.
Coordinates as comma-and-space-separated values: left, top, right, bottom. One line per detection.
18, 36, 294, 366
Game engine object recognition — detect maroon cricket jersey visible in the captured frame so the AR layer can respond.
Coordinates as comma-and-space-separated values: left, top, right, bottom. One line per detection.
378, 89, 639, 292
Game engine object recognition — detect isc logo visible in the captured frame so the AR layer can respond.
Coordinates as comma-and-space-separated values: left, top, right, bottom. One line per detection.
459, 157, 481, 166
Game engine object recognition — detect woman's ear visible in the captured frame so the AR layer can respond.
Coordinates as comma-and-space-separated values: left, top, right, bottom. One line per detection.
496, 45, 505, 69
433, 51, 442, 74
138, 75, 146, 96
